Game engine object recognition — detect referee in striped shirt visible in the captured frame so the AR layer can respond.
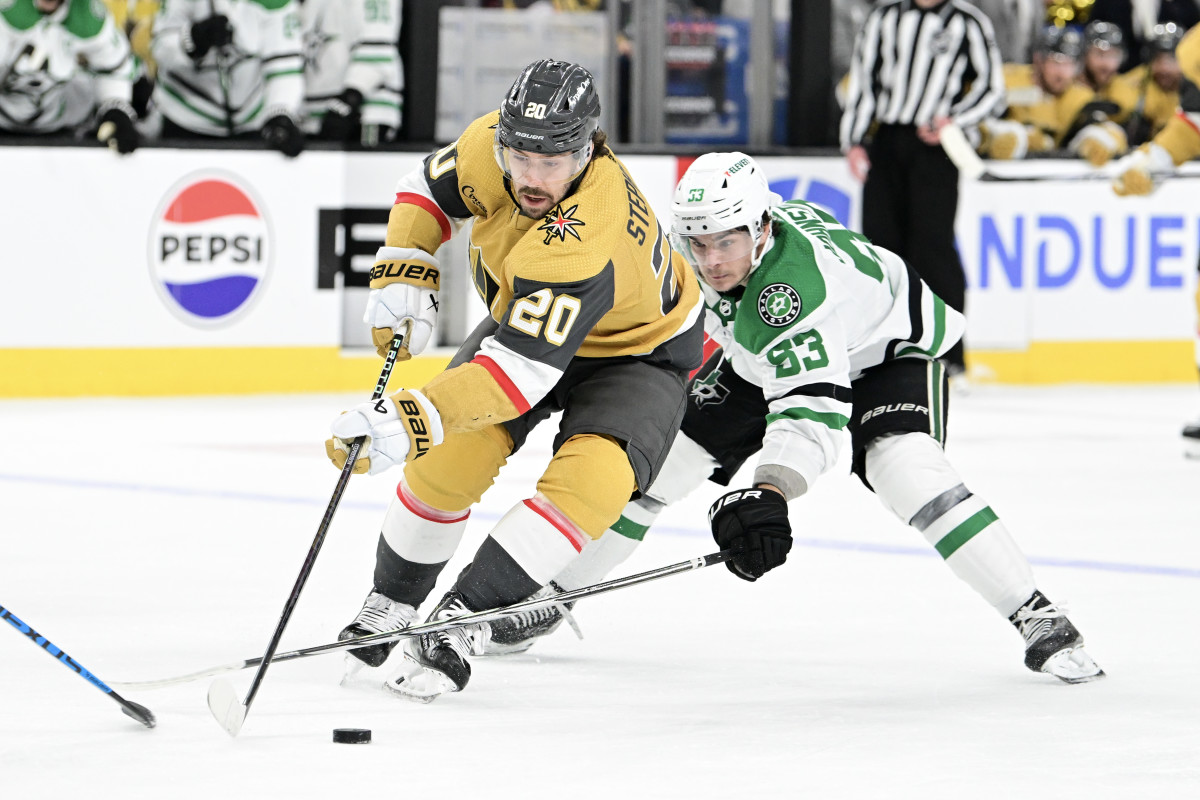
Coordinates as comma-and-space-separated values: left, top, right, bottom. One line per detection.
840, 0, 1005, 377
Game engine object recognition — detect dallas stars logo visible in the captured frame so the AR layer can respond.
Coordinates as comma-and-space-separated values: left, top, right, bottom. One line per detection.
757, 283, 802, 327
690, 363, 730, 407
538, 204, 586, 244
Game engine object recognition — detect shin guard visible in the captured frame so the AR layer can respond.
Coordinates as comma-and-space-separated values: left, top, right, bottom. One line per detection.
456, 496, 589, 610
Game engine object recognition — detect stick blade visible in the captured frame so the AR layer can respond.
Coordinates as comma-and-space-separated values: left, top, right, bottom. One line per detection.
207, 678, 247, 737
120, 699, 157, 729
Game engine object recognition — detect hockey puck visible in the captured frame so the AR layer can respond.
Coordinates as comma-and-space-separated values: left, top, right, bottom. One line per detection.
332, 728, 371, 744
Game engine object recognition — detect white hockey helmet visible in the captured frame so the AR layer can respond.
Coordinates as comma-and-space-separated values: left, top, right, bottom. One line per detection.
670, 152, 782, 271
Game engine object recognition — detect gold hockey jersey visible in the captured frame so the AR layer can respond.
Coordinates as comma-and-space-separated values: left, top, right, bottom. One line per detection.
1148, 25, 1200, 165
1002, 63, 1096, 147
1112, 66, 1179, 142
1091, 73, 1140, 123
382, 110, 702, 430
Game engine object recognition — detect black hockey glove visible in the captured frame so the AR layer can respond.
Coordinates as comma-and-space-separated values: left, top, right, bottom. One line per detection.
708, 488, 792, 582
262, 113, 305, 158
186, 14, 234, 61
96, 102, 139, 154
318, 89, 364, 141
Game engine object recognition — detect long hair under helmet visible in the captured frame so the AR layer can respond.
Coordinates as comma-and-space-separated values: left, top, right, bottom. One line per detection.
670, 152, 783, 288
494, 59, 601, 184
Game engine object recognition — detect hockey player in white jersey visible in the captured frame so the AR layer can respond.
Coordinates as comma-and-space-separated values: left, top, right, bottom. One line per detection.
484, 152, 1105, 685
151, 0, 305, 156
0, 0, 139, 152
299, 0, 402, 147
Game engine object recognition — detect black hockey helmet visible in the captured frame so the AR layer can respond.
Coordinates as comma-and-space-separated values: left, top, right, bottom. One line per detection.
1143, 22, 1184, 62
496, 59, 601, 155
1083, 20, 1124, 52
1034, 25, 1084, 60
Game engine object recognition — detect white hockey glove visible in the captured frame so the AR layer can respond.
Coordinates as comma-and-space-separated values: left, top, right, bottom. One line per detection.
365, 246, 441, 360
978, 119, 1029, 160
1069, 121, 1128, 167
326, 389, 444, 475
1112, 143, 1175, 197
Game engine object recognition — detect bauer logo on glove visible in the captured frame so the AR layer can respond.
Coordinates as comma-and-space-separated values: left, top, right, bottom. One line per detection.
326, 389, 445, 475
364, 246, 442, 361
369, 261, 440, 288
708, 487, 792, 582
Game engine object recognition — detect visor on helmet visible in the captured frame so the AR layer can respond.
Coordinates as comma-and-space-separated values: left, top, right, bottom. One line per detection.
494, 140, 593, 186
669, 228, 757, 271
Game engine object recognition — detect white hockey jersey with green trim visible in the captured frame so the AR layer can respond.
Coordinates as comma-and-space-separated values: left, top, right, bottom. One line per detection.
708, 199, 964, 492
0, 0, 133, 133
151, 0, 302, 136
299, 0, 401, 134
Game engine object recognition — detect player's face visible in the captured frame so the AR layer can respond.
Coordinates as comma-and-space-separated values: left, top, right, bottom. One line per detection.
1150, 53, 1182, 92
1084, 47, 1122, 88
680, 230, 756, 293
502, 148, 587, 217
1038, 54, 1079, 95
34, 0, 65, 11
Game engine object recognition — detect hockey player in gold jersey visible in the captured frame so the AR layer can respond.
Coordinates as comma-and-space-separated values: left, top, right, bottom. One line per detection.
324, 59, 704, 701
1113, 22, 1187, 145
979, 26, 1126, 165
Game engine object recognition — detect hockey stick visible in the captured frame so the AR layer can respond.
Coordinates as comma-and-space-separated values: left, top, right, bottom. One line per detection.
207, 0, 235, 136
119, 549, 732, 691
1, 604, 155, 729
939, 122, 1120, 183
207, 332, 408, 737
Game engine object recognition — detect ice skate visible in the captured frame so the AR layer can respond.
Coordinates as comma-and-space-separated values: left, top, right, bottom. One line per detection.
474, 582, 579, 656
1183, 417, 1200, 459
1010, 591, 1105, 684
338, 590, 419, 685
387, 591, 480, 703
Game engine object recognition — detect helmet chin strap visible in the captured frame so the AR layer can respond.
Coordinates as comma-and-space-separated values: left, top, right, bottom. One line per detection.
747, 225, 775, 273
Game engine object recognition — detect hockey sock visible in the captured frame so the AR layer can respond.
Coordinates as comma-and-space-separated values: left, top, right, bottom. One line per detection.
404, 424, 511, 512
550, 497, 662, 591
911, 487, 1035, 617
456, 496, 589, 610
866, 432, 1035, 617
536, 434, 635, 537
372, 482, 469, 607
547, 429, 718, 591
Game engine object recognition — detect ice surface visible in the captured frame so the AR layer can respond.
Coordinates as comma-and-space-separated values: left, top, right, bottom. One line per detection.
2, 385, 1197, 798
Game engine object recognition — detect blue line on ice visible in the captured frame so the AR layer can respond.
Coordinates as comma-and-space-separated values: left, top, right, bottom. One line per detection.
5, 472, 1198, 580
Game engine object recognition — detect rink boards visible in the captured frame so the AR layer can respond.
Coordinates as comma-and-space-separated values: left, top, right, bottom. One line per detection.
1, 146, 1196, 396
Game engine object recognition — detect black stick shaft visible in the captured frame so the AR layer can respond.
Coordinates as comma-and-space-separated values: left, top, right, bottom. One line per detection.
238, 336, 404, 715
0, 604, 155, 728
270, 549, 733, 663
207, 0, 234, 135
125, 550, 730, 689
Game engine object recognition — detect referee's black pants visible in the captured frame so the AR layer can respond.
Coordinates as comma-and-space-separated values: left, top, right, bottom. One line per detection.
862, 124, 966, 373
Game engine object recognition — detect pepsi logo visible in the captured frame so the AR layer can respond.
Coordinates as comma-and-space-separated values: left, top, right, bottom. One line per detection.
149, 174, 272, 326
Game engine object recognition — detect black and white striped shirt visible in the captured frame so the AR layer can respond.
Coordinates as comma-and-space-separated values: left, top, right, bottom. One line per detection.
840, 0, 1005, 150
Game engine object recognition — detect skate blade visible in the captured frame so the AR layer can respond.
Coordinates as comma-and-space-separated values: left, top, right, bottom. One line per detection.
472, 631, 535, 657
1042, 647, 1106, 684
475, 641, 535, 657
384, 654, 460, 703
339, 654, 390, 691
